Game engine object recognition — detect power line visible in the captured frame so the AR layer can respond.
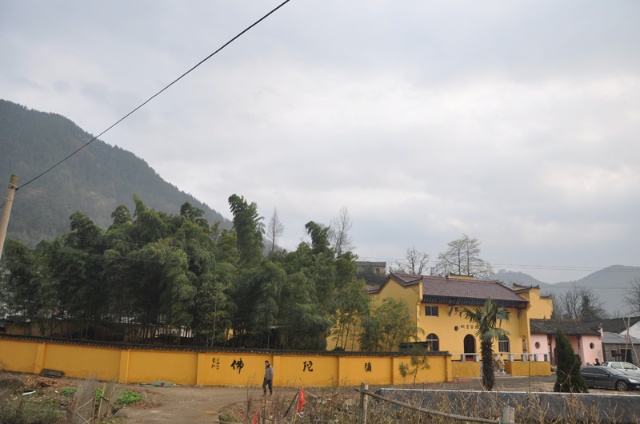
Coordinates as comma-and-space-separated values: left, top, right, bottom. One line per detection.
357, 256, 640, 274
17, 0, 292, 192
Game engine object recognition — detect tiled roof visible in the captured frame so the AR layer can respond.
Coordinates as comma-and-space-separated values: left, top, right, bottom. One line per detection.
582, 317, 640, 334
368, 273, 529, 309
530, 319, 600, 336
423, 277, 525, 303
388, 273, 528, 308
602, 331, 640, 345
366, 273, 420, 294
390, 273, 424, 286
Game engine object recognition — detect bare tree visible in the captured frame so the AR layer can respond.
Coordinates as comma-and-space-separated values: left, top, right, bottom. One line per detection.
329, 207, 353, 257
391, 246, 430, 275
560, 286, 582, 320
624, 278, 640, 315
548, 293, 565, 319
266, 208, 284, 256
560, 285, 608, 321
433, 234, 493, 278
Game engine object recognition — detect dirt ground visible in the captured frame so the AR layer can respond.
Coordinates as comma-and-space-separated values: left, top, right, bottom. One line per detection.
116, 384, 262, 423
117, 374, 640, 423
2, 373, 636, 424
118, 383, 318, 423
117, 375, 561, 423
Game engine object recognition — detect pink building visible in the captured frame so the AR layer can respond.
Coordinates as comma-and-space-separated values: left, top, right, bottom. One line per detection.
530, 319, 602, 366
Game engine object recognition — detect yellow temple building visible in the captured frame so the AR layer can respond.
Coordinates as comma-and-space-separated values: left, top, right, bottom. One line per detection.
364, 273, 553, 360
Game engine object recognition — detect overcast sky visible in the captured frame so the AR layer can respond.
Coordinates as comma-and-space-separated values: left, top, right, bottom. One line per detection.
1, 1, 639, 283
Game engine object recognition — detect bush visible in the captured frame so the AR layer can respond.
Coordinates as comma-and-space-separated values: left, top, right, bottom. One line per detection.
60, 387, 76, 396
117, 390, 143, 405
554, 329, 588, 393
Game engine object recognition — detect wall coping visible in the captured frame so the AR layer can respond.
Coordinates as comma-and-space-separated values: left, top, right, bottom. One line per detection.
0, 334, 451, 357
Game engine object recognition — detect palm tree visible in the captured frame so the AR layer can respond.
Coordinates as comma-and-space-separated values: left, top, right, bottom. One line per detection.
459, 298, 510, 391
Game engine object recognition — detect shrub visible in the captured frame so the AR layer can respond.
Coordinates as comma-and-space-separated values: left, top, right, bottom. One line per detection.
117, 390, 143, 406
554, 329, 588, 393
60, 387, 76, 396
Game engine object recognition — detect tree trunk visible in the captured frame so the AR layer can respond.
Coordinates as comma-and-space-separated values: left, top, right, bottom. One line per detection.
481, 340, 495, 391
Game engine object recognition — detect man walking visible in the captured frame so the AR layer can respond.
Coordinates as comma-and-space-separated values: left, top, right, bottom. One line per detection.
263, 360, 274, 396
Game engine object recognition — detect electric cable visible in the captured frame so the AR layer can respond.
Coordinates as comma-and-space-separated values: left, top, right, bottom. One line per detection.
16, 0, 292, 192
358, 256, 640, 275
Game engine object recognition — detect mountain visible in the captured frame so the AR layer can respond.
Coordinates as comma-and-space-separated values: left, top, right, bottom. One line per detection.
491, 265, 640, 316
491, 269, 549, 287
0, 99, 230, 246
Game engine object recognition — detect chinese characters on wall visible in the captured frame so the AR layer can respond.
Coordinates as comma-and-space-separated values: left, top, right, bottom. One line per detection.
211, 358, 220, 370
303, 360, 314, 372
210, 357, 378, 377
230, 358, 244, 374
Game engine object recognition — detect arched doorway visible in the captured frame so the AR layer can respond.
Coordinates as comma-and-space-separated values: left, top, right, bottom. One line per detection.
425, 333, 439, 351
464, 334, 476, 361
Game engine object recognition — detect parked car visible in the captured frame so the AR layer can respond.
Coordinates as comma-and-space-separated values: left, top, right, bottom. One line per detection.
601, 361, 640, 378
581, 366, 640, 391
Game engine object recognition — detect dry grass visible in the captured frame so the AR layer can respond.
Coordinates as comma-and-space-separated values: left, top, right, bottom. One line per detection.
0, 372, 147, 424
0, 372, 67, 424
220, 384, 640, 424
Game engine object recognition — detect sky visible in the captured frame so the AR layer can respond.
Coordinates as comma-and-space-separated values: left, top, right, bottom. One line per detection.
1, 1, 639, 283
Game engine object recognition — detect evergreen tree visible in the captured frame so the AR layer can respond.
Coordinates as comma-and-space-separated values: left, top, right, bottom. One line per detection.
48, 211, 109, 338
228, 194, 264, 265
399, 345, 431, 384
1, 240, 50, 335
360, 298, 419, 352
554, 330, 588, 393
329, 277, 369, 351
277, 271, 331, 350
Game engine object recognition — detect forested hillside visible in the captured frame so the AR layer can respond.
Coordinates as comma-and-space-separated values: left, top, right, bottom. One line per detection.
0, 100, 417, 352
0, 99, 229, 246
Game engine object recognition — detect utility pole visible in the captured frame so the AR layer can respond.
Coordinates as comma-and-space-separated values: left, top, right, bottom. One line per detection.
0, 174, 18, 260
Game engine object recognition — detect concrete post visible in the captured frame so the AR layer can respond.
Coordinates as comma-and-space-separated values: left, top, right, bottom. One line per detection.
359, 383, 368, 424
0, 174, 18, 260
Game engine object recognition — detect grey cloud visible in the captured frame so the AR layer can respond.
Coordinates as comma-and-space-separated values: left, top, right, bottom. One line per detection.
1, 0, 638, 283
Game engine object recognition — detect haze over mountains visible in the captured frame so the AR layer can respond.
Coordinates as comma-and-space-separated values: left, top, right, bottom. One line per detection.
0, 99, 230, 246
492, 266, 640, 316
1, 99, 637, 315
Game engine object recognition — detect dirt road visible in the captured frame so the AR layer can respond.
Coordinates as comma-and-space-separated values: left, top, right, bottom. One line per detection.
117, 375, 637, 423
118, 385, 256, 423
117, 384, 303, 423
117, 376, 558, 423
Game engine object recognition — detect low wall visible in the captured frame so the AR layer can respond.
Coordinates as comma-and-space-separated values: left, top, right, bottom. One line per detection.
451, 361, 481, 378
376, 389, 640, 423
0, 336, 450, 387
506, 360, 551, 377
451, 359, 551, 379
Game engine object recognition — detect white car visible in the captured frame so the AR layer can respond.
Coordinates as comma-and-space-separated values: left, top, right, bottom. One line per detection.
601, 361, 640, 378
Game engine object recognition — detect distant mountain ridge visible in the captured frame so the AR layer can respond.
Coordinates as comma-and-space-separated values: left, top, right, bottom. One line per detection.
492, 270, 546, 287
491, 265, 640, 315
0, 99, 231, 246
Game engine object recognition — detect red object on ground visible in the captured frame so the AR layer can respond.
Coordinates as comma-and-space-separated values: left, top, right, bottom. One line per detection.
297, 388, 306, 413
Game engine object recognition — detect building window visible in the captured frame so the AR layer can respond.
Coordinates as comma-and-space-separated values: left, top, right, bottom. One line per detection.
535, 342, 540, 349
498, 335, 510, 353
426, 333, 439, 351
425, 305, 438, 316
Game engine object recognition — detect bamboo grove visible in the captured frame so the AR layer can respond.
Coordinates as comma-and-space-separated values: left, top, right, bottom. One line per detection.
0, 194, 417, 351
